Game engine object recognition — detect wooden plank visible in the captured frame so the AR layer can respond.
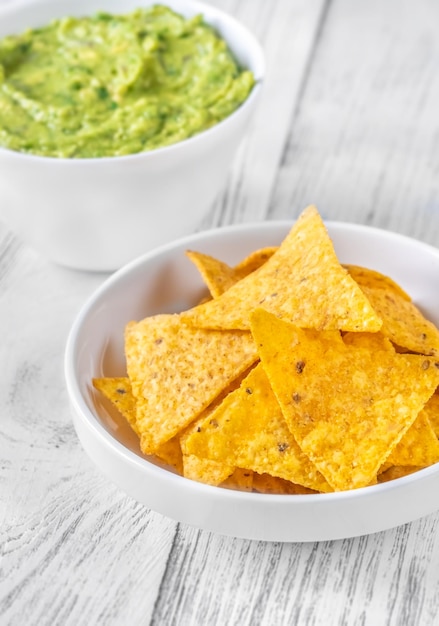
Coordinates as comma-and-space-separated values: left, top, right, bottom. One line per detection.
268, 0, 439, 247
150, 516, 439, 625
201, 0, 327, 227
0, 241, 178, 625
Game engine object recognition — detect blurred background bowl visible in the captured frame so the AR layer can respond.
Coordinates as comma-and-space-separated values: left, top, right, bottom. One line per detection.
0, 0, 264, 271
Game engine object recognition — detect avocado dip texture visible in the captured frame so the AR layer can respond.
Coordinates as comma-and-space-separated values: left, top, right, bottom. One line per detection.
0, 5, 255, 158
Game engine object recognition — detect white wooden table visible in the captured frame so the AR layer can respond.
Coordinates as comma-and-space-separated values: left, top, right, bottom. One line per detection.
2, 0, 439, 624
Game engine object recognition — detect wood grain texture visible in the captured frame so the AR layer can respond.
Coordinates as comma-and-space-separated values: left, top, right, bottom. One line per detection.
151, 518, 439, 626
2, 0, 439, 625
0, 242, 177, 625
201, 0, 327, 227
268, 0, 439, 247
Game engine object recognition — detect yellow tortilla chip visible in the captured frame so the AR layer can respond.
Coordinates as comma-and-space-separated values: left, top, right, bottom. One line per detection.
382, 410, 439, 469
250, 308, 439, 491
185, 250, 240, 298
92, 377, 183, 473
378, 466, 424, 483
252, 473, 317, 494
153, 437, 183, 474
93, 377, 139, 435
183, 363, 332, 492
221, 468, 254, 491
342, 331, 395, 352
234, 247, 278, 275
125, 314, 258, 454
356, 285, 439, 357
182, 454, 234, 485
92, 377, 182, 471
181, 206, 382, 332
345, 265, 411, 301
186, 246, 278, 299
421, 392, 439, 438
179, 363, 258, 479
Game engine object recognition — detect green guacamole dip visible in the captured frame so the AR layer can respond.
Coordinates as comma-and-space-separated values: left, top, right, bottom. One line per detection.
0, 5, 255, 158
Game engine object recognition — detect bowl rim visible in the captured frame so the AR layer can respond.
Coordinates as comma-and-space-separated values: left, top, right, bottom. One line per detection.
64, 218, 439, 507
0, 0, 265, 164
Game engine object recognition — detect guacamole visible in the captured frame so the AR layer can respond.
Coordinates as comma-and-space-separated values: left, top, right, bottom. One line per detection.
0, 6, 255, 158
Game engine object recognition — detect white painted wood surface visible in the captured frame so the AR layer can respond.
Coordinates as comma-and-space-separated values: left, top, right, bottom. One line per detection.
2, 0, 439, 624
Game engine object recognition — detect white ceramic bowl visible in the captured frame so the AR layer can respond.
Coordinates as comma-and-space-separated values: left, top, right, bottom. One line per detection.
65, 220, 439, 542
0, 0, 264, 271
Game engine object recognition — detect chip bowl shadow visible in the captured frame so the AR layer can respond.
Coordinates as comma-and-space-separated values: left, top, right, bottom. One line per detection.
65, 220, 439, 542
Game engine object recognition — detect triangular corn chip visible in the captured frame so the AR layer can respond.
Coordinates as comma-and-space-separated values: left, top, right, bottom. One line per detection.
125, 314, 258, 453
354, 284, 439, 356
345, 265, 411, 301
378, 466, 423, 483
381, 410, 439, 469
181, 206, 382, 331
92, 376, 183, 473
185, 250, 240, 298
250, 308, 439, 491
183, 363, 332, 492
186, 246, 278, 299
182, 454, 234, 486
220, 468, 254, 491
421, 392, 439, 438
93, 376, 139, 435
252, 473, 317, 495
233, 246, 278, 275
153, 437, 184, 474
342, 331, 395, 352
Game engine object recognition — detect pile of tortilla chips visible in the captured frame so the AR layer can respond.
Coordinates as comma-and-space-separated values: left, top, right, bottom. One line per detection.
93, 206, 439, 494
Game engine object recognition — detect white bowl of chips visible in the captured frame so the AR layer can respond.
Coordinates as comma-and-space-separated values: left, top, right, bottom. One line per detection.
65, 206, 439, 542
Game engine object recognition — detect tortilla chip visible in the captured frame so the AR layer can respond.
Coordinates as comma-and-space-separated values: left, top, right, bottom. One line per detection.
421, 392, 439, 438
356, 285, 439, 357
252, 473, 318, 495
234, 247, 278, 275
221, 468, 254, 491
342, 331, 395, 352
183, 363, 332, 492
154, 437, 183, 474
186, 246, 278, 299
378, 466, 424, 483
93, 376, 139, 435
125, 314, 258, 454
345, 265, 411, 301
182, 454, 234, 485
179, 362, 258, 476
185, 250, 240, 298
250, 308, 439, 491
382, 410, 439, 469
181, 206, 382, 332
92, 377, 184, 473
